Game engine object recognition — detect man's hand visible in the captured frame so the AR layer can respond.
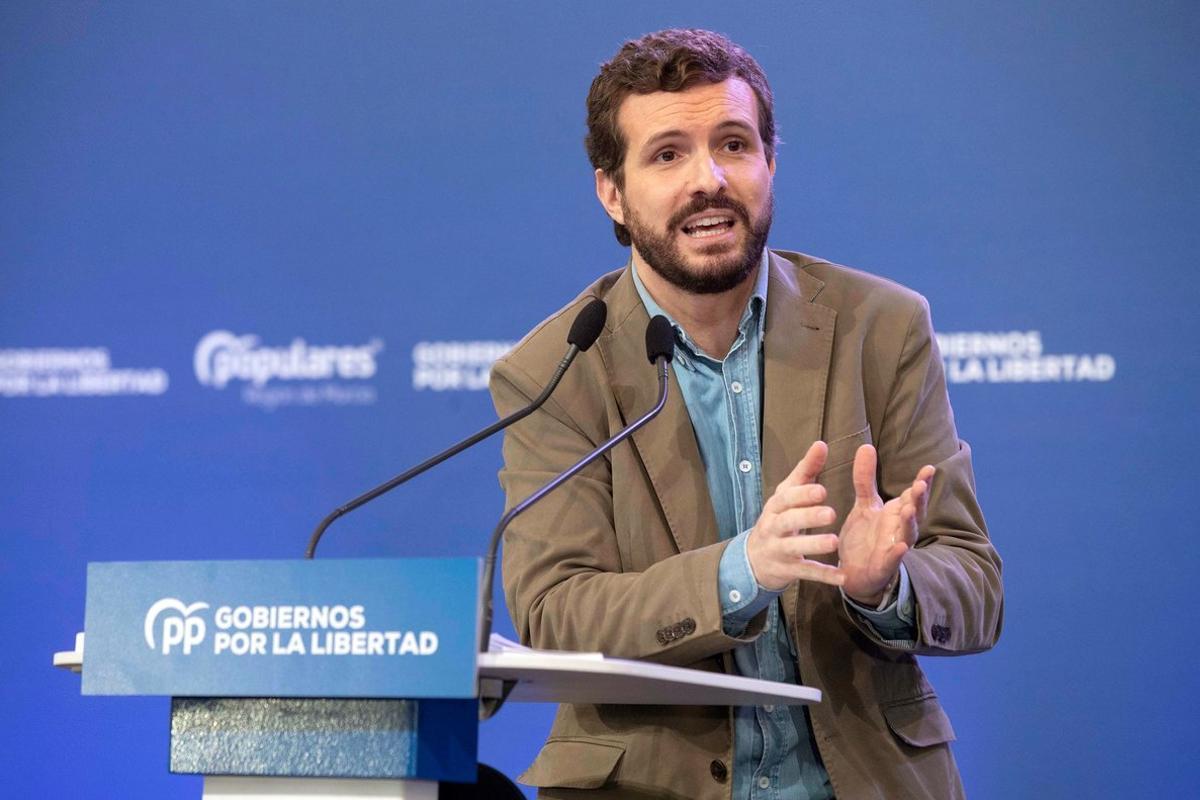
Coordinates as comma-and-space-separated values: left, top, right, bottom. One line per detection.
746, 441, 845, 592
839, 444, 934, 606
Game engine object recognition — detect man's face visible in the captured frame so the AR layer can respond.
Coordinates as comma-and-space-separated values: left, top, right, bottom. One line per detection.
597, 78, 776, 295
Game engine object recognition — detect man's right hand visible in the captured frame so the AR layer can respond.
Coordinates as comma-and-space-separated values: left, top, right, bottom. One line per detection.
745, 441, 845, 592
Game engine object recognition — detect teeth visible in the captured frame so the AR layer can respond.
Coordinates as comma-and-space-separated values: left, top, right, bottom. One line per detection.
683, 215, 734, 236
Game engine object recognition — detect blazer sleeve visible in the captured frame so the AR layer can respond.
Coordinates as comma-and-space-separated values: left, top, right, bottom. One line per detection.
846, 293, 1004, 655
489, 352, 765, 665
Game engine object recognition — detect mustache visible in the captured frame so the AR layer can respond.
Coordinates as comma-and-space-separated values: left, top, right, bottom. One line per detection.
668, 195, 751, 230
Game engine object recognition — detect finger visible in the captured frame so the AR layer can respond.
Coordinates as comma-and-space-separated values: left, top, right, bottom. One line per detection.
770, 506, 837, 535
779, 532, 840, 558
907, 480, 927, 523
788, 561, 845, 587
766, 483, 827, 513
898, 503, 920, 548
851, 444, 879, 506
915, 465, 934, 519
896, 482, 923, 518
781, 441, 828, 488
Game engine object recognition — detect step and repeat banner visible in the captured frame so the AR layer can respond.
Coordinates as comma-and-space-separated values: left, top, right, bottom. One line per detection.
2, 2, 1196, 797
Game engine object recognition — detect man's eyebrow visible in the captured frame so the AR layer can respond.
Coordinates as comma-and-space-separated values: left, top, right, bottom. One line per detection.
639, 120, 759, 154
714, 120, 757, 136
640, 129, 687, 154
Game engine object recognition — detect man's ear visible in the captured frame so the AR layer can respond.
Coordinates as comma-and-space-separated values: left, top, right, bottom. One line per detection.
595, 169, 625, 226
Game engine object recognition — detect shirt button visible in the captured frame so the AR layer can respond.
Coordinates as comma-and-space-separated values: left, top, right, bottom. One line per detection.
738, 460, 752, 473
728, 589, 742, 604
763, 704, 774, 712
758, 776, 771, 789
730, 380, 743, 394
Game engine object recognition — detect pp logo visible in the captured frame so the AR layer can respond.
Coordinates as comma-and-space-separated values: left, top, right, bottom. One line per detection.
144, 598, 210, 654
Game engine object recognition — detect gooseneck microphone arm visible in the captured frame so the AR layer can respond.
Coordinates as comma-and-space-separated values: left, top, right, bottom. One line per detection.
305, 347, 573, 558
305, 298, 607, 559
478, 315, 675, 655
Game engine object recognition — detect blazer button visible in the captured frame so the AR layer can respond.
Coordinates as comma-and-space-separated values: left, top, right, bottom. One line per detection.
931, 624, 951, 644
681, 618, 696, 634
709, 759, 728, 783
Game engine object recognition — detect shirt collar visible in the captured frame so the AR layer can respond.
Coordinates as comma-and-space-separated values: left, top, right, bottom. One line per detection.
630, 249, 770, 369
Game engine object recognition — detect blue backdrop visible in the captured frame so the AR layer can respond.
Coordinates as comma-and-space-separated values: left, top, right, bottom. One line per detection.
2, 2, 1197, 797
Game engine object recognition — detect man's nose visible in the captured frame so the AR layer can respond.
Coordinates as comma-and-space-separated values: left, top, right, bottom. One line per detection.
689, 154, 727, 195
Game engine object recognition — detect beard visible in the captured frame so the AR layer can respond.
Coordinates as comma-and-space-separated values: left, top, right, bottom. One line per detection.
623, 191, 773, 295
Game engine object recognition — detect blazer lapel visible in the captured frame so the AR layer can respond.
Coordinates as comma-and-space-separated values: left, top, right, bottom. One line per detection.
761, 253, 838, 642
598, 269, 719, 555
761, 252, 837, 516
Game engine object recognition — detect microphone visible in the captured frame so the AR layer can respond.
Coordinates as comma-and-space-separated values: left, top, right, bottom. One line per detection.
305, 298, 608, 558
644, 313, 675, 364
478, 314, 675, 657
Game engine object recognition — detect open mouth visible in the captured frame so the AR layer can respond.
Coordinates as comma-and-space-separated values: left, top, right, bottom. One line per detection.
681, 214, 736, 238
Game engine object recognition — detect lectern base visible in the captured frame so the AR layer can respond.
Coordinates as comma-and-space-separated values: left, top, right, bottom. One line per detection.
202, 775, 438, 800
170, 697, 477, 783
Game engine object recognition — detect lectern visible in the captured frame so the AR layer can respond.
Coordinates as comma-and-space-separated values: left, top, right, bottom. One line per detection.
56, 557, 821, 798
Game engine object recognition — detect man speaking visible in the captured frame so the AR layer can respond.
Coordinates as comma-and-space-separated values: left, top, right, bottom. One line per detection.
489, 28, 1002, 800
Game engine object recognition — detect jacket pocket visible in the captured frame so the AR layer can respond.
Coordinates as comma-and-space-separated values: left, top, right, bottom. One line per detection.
880, 694, 957, 747
821, 425, 872, 474
519, 736, 625, 789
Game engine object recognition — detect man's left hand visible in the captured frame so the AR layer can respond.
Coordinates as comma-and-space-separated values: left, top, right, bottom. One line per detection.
838, 444, 935, 606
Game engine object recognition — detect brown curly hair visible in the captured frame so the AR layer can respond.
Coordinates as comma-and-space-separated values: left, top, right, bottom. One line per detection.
586, 29, 778, 246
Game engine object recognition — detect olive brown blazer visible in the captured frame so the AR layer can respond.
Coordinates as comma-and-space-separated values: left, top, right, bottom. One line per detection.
489, 250, 1003, 800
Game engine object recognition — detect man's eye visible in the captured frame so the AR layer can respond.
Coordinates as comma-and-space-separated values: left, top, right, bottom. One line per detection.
725, 139, 745, 153
655, 150, 677, 163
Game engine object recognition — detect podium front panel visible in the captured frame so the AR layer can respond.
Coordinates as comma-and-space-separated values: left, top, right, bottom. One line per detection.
82, 558, 480, 698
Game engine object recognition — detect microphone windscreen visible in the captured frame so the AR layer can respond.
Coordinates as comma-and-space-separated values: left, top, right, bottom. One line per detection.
567, 298, 608, 351
644, 315, 675, 364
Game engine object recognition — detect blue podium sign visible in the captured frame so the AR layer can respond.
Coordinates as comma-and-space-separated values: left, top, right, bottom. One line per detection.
82, 558, 480, 698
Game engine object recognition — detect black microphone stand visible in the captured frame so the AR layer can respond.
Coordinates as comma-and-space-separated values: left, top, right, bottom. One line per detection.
305, 344, 581, 559
305, 297, 606, 558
